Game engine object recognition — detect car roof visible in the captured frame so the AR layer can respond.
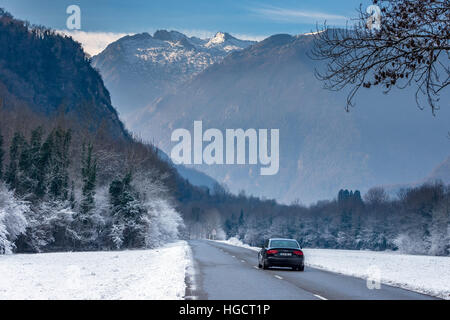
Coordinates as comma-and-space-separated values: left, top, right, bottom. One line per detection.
269, 238, 297, 241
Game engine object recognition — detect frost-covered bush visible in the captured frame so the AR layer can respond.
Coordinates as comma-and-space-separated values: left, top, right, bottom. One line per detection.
131, 170, 184, 248
143, 198, 183, 248
0, 183, 29, 254
22, 200, 78, 252
429, 202, 450, 256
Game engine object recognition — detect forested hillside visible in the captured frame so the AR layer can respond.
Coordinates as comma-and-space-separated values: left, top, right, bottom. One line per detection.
0, 9, 126, 139
0, 10, 183, 253
131, 31, 450, 204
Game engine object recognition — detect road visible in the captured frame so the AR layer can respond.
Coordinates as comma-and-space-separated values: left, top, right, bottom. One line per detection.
186, 240, 437, 300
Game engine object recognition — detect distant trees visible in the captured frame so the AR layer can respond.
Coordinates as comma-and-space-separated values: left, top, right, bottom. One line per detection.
364, 187, 389, 205
181, 182, 449, 256
311, 0, 449, 112
429, 196, 450, 255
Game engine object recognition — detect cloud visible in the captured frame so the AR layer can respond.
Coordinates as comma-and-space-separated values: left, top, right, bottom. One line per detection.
250, 5, 349, 26
57, 30, 132, 56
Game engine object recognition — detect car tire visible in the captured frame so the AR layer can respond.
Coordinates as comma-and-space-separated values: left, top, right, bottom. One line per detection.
299, 265, 304, 272
263, 259, 269, 270
258, 262, 262, 269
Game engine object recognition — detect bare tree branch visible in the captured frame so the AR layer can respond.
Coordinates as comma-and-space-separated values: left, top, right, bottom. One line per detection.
310, 0, 450, 114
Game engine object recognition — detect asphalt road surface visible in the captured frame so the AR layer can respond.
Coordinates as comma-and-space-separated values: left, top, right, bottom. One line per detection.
186, 240, 437, 300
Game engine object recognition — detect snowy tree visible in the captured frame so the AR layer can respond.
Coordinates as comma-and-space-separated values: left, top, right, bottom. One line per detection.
143, 198, 183, 247
0, 183, 28, 254
429, 195, 450, 256
16, 199, 79, 253
131, 168, 183, 246
71, 143, 99, 247
109, 172, 146, 249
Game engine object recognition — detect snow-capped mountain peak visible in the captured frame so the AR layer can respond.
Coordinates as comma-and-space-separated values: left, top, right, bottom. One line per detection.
91, 30, 257, 114
206, 32, 228, 45
204, 32, 255, 51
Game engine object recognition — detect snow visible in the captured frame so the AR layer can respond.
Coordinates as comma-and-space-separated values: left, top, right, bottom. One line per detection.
0, 183, 29, 254
217, 238, 450, 299
116, 30, 255, 76
0, 241, 191, 300
207, 32, 226, 45
215, 237, 260, 252
303, 248, 450, 300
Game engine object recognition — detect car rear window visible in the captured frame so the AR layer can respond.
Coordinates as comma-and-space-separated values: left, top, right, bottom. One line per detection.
270, 240, 299, 249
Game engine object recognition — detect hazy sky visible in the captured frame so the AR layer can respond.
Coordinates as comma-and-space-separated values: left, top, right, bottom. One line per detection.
1, 0, 369, 55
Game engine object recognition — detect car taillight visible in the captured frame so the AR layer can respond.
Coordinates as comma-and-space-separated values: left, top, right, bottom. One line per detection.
293, 250, 303, 256
267, 250, 278, 255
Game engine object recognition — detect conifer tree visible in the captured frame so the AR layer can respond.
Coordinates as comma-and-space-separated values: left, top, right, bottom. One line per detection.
69, 181, 76, 209
17, 127, 44, 200
5, 131, 25, 191
47, 127, 71, 200
29, 127, 45, 198
73, 143, 98, 248
80, 143, 97, 214
109, 172, 146, 248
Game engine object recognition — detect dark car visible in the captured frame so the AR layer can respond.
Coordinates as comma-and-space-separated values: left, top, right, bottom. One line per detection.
258, 238, 304, 271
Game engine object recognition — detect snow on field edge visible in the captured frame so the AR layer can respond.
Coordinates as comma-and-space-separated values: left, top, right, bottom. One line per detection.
0, 240, 192, 300
216, 238, 450, 300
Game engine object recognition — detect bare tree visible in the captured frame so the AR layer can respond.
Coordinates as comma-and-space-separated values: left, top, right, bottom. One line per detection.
311, 0, 449, 113
364, 187, 389, 205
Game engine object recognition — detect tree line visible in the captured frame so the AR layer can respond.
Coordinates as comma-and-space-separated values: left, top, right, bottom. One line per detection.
0, 122, 182, 254
179, 182, 450, 256
0, 9, 184, 255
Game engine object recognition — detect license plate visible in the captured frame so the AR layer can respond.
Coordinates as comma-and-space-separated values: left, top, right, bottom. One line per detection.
279, 253, 292, 256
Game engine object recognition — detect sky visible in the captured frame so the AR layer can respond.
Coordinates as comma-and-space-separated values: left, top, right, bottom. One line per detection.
1, 0, 368, 55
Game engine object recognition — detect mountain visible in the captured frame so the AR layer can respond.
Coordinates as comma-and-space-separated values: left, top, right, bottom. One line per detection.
0, 10, 222, 195
0, 11, 128, 140
127, 32, 450, 204
157, 149, 220, 191
91, 30, 256, 119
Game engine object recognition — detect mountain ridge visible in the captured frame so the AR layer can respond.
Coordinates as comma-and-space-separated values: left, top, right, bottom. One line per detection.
0, 9, 128, 140
128, 32, 450, 204
91, 30, 256, 119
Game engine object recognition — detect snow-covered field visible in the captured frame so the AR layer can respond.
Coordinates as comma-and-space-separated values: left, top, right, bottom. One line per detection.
0, 241, 191, 300
303, 248, 450, 300
218, 238, 450, 300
